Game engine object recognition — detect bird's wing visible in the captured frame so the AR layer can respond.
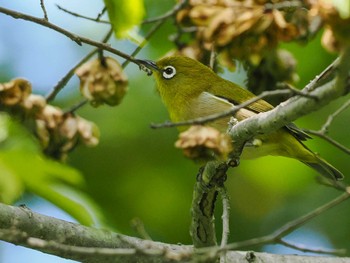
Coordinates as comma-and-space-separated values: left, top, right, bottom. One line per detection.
192, 92, 257, 122
210, 84, 312, 140
210, 81, 274, 114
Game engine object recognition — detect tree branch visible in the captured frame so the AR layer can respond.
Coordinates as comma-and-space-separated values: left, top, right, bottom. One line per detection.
220, 190, 350, 252
45, 27, 114, 102
190, 162, 228, 248
228, 49, 350, 157
0, 203, 192, 262
1, 202, 349, 262
303, 129, 350, 155
56, 5, 111, 24
40, 0, 48, 21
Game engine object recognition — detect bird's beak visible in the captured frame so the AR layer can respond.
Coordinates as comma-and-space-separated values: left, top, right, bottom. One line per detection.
136, 59, 160, 76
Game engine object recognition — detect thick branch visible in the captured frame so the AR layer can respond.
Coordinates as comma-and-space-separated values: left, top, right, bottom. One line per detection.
228, 49, 350, 154
0, 203, 191, 263
1, 203, 349, 263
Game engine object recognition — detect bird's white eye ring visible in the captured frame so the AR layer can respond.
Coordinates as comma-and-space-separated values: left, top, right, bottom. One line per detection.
162, 66, 176, 79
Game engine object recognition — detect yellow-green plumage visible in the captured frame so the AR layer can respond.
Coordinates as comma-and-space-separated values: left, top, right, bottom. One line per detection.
141, 56, 343, 181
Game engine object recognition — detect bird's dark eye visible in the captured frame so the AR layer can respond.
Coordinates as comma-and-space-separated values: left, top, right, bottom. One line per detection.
162, 66, 176, 79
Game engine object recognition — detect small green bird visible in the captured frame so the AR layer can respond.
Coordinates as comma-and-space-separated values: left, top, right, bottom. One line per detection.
138, 56, 343, 181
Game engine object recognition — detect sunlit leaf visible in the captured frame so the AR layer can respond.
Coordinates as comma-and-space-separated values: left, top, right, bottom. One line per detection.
103, 0, 145, 38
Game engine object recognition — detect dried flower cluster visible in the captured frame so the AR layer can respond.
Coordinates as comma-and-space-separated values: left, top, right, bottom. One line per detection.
175, 125, 232, 162
177, 0, 314, 64
0, 79, 46, 118
177, 0, 350, 57
174, 0, 349, 97
75, 57, 128, 107
0, 78, 99, 160
310, 0, 350, 52
36, 106, 99, 159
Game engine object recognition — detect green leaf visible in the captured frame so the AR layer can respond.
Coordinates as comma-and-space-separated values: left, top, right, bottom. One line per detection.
0, 113, 101, 226
103, 0, 145, 38
0, 150, 97, 225
0, 159, 24, 204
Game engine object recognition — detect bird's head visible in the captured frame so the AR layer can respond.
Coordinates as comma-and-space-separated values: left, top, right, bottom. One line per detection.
137, 56, 216, 97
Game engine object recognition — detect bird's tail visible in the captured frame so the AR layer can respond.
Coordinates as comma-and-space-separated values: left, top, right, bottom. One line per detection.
302, 155, 344, 181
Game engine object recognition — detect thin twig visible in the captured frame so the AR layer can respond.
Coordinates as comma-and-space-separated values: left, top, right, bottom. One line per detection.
219, 187, 230, 263
142, 0, 189, 24
66, 19, 165, 110
299, 98, 350, 156
304, 58, 339, 92
121, 0, 189, 68
130, 218, 153, 241
45, 28, 114, 102
56, 5, 110, 24
303, 129, 350, 155
40, 0, 48, 20
64, 99, 88, 114
220, 187, 230, 249
297, 51, 350, 154
277, 83, 319, 100
321, 99, 350, 133
279, 239, 346, 255
96, 7, 107, 21
122, 19, 164, 68
0, 7, 141, 65
219, 191, 350, 252
45, 49, 95, 102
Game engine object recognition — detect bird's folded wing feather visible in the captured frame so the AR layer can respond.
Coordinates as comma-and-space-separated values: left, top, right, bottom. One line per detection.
207, 86, 311, 141
193, 92, 257, 121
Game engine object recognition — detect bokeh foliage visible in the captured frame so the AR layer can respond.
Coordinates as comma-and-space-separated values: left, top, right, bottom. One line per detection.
1, 0, 350, 256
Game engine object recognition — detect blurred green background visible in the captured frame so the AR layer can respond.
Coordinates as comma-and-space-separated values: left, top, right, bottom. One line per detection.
1, 0, 350, 262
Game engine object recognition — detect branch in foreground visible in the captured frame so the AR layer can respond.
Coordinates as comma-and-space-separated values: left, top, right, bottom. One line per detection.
0, 203, 191, 263
1, 202, 349, 263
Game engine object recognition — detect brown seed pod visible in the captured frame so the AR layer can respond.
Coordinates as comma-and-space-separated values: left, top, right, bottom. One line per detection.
0, 78, 32, 106
75, 57, 128, 107
175, 125, 232, 162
